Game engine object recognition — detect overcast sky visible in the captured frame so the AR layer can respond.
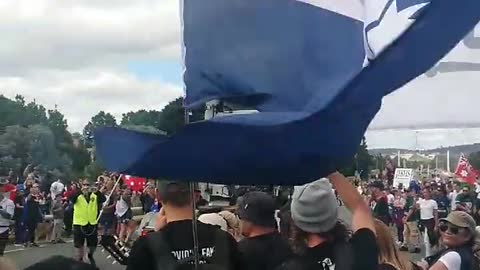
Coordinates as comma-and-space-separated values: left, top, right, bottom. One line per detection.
1, 1, 479, 150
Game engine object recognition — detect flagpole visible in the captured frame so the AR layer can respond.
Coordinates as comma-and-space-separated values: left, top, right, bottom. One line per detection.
447, 150, 451, 172
185, 101, 200, 270
398, 150, 401, 167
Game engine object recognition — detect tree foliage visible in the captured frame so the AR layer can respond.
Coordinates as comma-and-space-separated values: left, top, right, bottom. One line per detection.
119, 97, 205, 135
83, 111, 117, 146
47, 109, 72, 147
340, 136, 373, 179
121, 110, 162, 128
0, 95, 90, 180
121, 125, 166, 135
468, 151, 480, 170
156, 97, 204, 135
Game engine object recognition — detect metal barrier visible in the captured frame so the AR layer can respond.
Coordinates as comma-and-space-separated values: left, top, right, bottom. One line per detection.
44, 206, 144, 223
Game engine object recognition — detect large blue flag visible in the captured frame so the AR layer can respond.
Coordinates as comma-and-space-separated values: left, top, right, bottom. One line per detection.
95, 0, 480, 185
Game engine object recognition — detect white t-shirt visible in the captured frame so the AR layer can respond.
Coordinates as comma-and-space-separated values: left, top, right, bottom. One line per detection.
438, 251, 461, 270
0, 197, 15, 234
418, 199, 438, 220
387, 194, 395, 205
115, 196, 129, 217
475, 183, 480, 199
449, 191, 458, 211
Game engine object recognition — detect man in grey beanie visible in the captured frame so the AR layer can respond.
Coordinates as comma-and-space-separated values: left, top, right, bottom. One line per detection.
291, 178, 338, 234
278, 172, 379, 270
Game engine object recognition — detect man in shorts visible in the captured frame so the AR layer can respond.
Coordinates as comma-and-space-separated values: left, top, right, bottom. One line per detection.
71, 180, 106, 267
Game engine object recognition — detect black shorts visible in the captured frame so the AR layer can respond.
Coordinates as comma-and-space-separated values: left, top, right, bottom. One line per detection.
73, 225, 98, 248
118, 209, 133, 224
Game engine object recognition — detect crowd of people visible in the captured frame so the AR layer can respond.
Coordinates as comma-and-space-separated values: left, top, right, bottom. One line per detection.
362, 173, 480, 270
123, 172, 480, 270
2, 169, 480, 270
0, 172, 161, 260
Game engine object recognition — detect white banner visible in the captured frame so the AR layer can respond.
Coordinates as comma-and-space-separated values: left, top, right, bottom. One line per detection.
393, 168, 413, 188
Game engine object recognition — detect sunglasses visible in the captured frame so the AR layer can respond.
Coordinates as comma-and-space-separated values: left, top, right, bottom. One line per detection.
439, 222, 465, 235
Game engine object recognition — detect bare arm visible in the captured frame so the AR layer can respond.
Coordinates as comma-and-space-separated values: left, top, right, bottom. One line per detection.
328, 172, 375, 234
427, 260, 449, 270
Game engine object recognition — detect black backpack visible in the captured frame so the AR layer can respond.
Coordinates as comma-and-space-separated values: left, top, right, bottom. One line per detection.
147, 230, 231, 270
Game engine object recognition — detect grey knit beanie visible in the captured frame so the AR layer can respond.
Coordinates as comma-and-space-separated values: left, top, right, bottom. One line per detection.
291, 178, 338, 233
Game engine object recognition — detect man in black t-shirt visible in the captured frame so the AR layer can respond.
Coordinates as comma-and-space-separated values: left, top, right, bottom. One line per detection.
456, 186, 475, 215
127, 181, 242, 270
369, 181, 390, 225
237, 191, 292, 270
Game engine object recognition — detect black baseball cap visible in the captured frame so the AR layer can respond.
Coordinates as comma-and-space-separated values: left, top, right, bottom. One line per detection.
237, 191, 276, 228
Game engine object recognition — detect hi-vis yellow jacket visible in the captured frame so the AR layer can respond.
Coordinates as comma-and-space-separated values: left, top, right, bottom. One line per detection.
73, 193, 99, 226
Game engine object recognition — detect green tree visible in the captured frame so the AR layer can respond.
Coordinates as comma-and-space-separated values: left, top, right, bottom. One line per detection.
0, 95, 49, 131
340, 136, 373, 179
22, 101, 48, 126
84, 159, 106, 181
468, 151, 480, 170
121, 125, 166, 135
356, 137, 373, 179
0, 125, 32, 175
47, 109, 73, 148
83, 111, 117, 146
0, 95, 23, 132
0, 95, 95, 179
0, 124, 72, 178
28, 125, 71, 173
121, 110, 162, 128
157, 97, 204, 135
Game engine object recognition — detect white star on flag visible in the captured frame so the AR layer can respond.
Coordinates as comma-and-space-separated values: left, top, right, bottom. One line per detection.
461, 170, 469, 177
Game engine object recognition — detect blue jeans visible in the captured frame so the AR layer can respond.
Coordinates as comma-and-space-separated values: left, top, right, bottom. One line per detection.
0, 230, 8, 256
15, 220, 25, 243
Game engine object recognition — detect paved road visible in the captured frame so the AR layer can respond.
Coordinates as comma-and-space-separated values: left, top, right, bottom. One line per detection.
338, 205, 425, 263
3, 207, 424, 270
4, 242, 125, 270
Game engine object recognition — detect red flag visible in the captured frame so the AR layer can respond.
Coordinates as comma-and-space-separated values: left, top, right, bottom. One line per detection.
454, 154, 479, 185
122, 175, 146, 193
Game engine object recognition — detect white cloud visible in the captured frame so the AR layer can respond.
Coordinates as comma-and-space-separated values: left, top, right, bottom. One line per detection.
0, 69, 182, 132
0, 0, 180, 75
0, 0, 182, 133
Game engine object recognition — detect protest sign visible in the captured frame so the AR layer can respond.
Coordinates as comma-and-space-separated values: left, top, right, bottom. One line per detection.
393, 168, 413, 188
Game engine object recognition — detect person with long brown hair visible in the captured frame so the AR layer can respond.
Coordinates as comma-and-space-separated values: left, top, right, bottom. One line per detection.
277, 172, 378, 270
421, 211, 480, 270
374, 219, 418, 270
